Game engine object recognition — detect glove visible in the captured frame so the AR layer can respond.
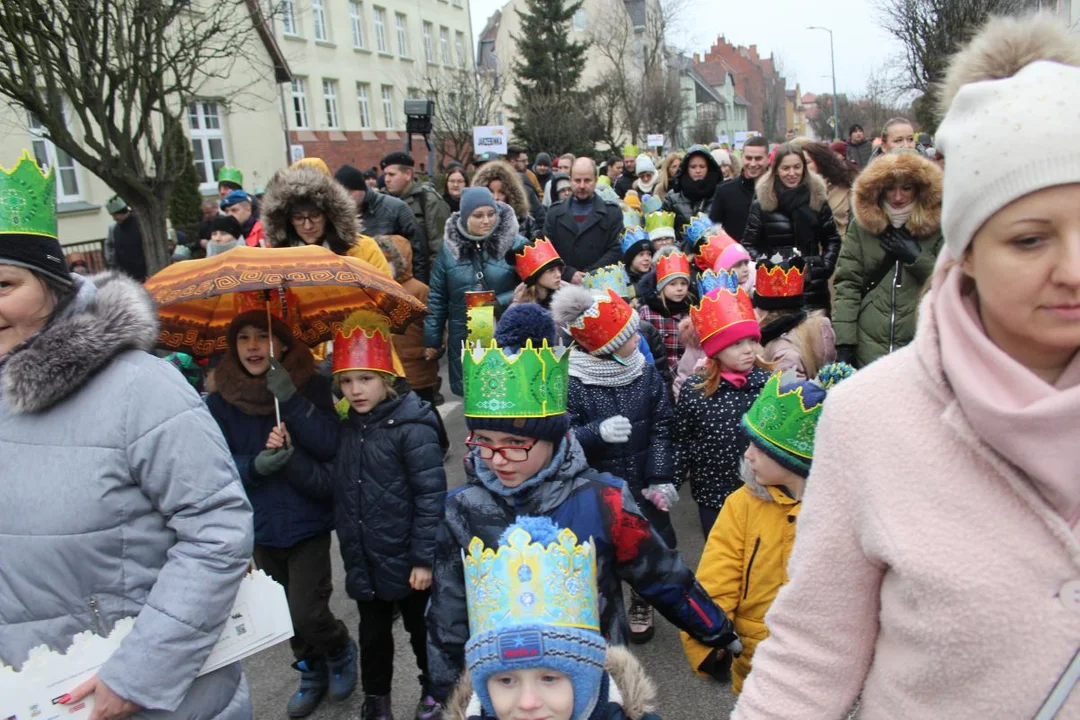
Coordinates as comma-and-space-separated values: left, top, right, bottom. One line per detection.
252, 446, 294, 477
727, 635, 744, 657
880, 226, 921, 265
836, 344, 857, 365
265, 358, 297, 403
598, 415, 632, 443
643, 483, 679, 512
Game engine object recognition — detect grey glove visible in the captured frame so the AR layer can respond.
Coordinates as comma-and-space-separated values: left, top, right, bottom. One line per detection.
880, 226, 921, 265
253, 446, 294, 477
266, 358, 297, 403
598, 415, 632, 443
643, 483, 680, 512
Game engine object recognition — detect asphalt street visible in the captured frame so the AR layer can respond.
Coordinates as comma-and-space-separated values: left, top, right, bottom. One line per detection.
244, 394, 737, 719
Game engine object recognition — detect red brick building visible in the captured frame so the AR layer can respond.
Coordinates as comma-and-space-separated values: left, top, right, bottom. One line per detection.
694, 37, 788, 139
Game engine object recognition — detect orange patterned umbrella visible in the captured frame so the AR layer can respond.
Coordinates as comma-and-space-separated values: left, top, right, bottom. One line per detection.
145, 245, 427, 358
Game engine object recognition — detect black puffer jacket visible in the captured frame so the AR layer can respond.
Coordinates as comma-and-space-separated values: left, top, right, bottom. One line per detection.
742, 169, 842, 311
663, 145, 723, 242
359, 190, 428, 282
289, 390, 446, 602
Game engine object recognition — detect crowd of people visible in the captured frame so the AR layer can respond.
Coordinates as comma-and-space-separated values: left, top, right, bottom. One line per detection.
2, 13, 1080, 720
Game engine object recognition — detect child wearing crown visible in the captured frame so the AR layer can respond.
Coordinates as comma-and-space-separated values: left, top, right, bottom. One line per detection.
427, 303, 739, 706
506, 237, 566, 310
755, 256, 837, 380
681, 364, 853, 692
636, 246, 694, 382
620, 226, 654, 288
551, 285, 678, 644
674, 286, 770, 538
447, 516, 663, 720
285, 310, 448, 720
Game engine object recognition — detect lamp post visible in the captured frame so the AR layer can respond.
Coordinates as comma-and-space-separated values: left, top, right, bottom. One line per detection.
808, 25, 839, 140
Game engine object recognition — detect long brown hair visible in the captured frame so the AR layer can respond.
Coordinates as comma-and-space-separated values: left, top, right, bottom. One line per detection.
802, 142, 856, 189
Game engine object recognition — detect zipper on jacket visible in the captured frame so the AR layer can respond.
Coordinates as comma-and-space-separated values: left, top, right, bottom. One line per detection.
888, 259, 901, 352
684, 591, 714, 628
744, 537, 762, 600
89, 596, 104, 635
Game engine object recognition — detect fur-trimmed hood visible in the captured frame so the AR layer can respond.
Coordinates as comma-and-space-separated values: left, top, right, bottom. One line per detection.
260, 165, 360, 253
443, 202, 520, 262
851, 151, 943, 238
754, 166, 828, 213
471, 160, 530, 220
1, 272, 157, 414
375, 234, 410, 282
446, 645, 658, 720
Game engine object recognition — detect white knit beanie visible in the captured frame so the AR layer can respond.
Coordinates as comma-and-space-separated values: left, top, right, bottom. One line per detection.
936, 14, 1080, 258
635, 153, 657, 177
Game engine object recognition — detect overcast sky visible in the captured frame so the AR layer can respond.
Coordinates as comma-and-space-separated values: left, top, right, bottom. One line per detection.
468, 0, 903, 97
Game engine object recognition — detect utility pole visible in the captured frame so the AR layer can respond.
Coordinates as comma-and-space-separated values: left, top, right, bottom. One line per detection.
808, 26, 840, 140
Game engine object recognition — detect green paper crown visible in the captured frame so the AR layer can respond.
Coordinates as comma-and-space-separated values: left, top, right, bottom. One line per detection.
644, 211, 675, 234
0, 150, 57, 240
462, 339, 570, 419
741, 371, 823, 475
217, 166, 244, 186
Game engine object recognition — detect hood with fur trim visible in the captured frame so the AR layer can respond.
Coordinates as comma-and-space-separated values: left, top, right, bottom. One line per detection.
443, 202, 520, 262
260, 165, 360, 254
754, 166, 828, 214
447, 645, 658, 720
851, 151, 942, 239
375, 234, 410, 282
471, 160, 530, 220
1, 272, 157, 414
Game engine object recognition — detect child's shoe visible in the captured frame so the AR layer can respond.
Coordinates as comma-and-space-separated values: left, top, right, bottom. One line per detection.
327, 637, 358, 701
628, 588, 655, 643
287, 658, 328, 718
362, 694, 395, 720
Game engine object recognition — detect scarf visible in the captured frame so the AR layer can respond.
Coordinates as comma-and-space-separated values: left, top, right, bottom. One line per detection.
646, 294, 691, 317
679, 172, 720, 203
720, 368, 750, 388
568, 348, 646, 386
636, 175, 659, 194
885, 202, 915, 228
472, 436, 573, 498
207, 239, 241, 256
934, 263, 1080, 524
777, 183, 818, 249
214, 343, 316, 416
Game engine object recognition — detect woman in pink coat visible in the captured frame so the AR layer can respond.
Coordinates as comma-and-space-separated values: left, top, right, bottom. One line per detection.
733, 15, 1080, 719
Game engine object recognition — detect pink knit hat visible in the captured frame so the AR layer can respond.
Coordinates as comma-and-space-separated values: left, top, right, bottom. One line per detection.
713, 242, 751, 272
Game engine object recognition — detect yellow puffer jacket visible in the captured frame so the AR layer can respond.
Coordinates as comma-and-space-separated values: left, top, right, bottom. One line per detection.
347, 234, 393, 276
681, 479, 800, 693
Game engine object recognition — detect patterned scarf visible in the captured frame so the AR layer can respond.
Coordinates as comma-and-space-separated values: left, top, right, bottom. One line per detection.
569, 348, 646, 387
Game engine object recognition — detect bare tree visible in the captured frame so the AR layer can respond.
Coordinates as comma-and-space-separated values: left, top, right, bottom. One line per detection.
417, 66, 501, 168
807, 67, 914, 140
689, 105, 720, 145
0, 0, 282, 273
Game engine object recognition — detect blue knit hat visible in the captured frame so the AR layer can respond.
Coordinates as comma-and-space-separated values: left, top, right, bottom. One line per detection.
459, 186, 497, 220
220, 190, 253, 210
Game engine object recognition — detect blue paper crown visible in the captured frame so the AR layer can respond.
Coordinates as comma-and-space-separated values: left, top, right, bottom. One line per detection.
622, 207, 641, 229
698, 267, 739, 297
640, 193, 663, 215
683, 213, 713, 246
582, 263, 635, 299
620, 226, 651, 256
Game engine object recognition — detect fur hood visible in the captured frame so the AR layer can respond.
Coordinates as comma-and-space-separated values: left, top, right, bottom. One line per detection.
1, 272, 157, 415
260, 166, 360, 253
446, 645, 658, 720
443, 202, 520, 262
471, 160, 530, 220
754, 166, 828, 213
375, 234, 410, 281
851, 151, 943, 239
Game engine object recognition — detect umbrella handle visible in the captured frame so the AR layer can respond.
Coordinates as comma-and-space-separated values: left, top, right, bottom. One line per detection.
266, 300, 283, 430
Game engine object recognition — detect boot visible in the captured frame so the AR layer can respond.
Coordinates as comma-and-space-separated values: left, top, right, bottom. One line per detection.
327, 638, 358, 701
415, 675, 443, 720
627, 589, 655, 644
287, 658, 328, 718
362, 694, 395, 720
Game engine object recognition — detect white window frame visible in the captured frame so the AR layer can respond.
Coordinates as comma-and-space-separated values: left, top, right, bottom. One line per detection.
381, 85, 395, 128
186, 102, 229, 193
372, 7, 387, 53
439, 26, 450, 65
423, 22, 434, 63
455, 31, 466, 67
322, 79, 340, 128
281, 0, 299, 36
395, 13, 409, 57
27, 111, 84, 202
291, 78, 310, 129
312, 0, 328, 41
349, 1, 365, 48
356, 83, 372, 128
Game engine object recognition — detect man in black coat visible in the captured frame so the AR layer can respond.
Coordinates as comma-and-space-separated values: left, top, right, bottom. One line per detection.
708, 135, 769, 241
542, 157, 624, 283
612, 145, 638, 199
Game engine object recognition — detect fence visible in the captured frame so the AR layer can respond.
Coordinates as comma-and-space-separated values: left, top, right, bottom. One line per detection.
63, 239, 107, 273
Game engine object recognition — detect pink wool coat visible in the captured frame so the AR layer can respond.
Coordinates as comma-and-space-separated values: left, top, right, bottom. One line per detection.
732, 294, 1080, 718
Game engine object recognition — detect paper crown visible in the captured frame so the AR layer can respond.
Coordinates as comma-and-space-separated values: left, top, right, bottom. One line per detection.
754, 256, 807, 309
0, 150, 58, 240
622, 207, 642, 229
463, 339, 570, 419
597, 174, 612, 188
332, 309, 397, 376
645, 211, 676, 240
464, 521, 600, 638
695, 228, 737, 271
217, 166, 244, 186
698, 267, 739, 297
640, 193, 663, 215
682, 214, 713, 247
691, 287, 759, 357
655, 250, 691, 286
582, 263, 635, 300
623, 144, 640, 158
620, 227, 651, 259
566, 287, 636, 353
623, 190, 641, 211
513, 238, 563, 282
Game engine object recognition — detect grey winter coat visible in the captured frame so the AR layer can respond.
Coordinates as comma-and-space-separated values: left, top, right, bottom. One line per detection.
0, 273, 254, 717
395, 178, 452, 263
359, 190, 428, 281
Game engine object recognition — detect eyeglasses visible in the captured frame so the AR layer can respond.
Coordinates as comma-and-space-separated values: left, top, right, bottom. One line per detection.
465, 434, 537, 462
291, 211, 324, 226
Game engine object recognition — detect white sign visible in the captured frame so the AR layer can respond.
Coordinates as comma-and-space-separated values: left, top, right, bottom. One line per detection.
646, 133, 664, 148
718, 134, 730, 147
733, 131, 760, 150
290, 144, 305, 163
472, 125, 509, 155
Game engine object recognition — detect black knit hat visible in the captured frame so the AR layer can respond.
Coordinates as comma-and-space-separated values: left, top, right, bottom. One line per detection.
380, 151, 415, 170
211, 214, 244, 240
0, 235, 72, 286
334, 164, 367, 192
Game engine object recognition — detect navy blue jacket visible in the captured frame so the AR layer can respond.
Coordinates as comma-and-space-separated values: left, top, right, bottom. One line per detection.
206, 374, 339, 548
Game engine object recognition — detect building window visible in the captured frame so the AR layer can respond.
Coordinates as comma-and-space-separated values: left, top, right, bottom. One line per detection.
373, 7, 387, 52
291, 78, 309, 129
423, 22, 434, 63
439, 27, 450, 65
281, 0, 299, 35
186, 102, 227, 191
322, 79, 339, 128
455, 31, 466, 67
356, 83, 372, 128
312, 0, 328, 40
349, 1, 365, 48
27, 112, 82, 201
395, 13, 409, 57
572, 8, 586, 31
381, 85, 394, 128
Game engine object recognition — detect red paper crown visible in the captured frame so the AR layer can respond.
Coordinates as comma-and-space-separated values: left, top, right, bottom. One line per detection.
332, 310, 396, 376
513, 237, 563, 281
695, 230, 736, 271
755, 258, 806, 299
568, 287, 635, 353
655, 250, 691, 286
690, 287, 759, 357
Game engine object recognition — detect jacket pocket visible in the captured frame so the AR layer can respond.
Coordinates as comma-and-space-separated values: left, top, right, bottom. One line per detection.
743, 537, 762, 600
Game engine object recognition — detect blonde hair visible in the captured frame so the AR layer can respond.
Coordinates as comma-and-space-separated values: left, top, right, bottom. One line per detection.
655, 152, 683, 199
759, 308, 831, 379
334, 370, 399, 399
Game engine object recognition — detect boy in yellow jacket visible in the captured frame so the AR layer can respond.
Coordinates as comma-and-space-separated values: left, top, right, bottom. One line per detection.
681, 364, 853, 693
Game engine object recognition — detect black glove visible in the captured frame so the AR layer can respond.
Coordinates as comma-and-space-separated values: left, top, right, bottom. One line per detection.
265, 358, 297, 403
836, 344, 857, 365
880, 226, 921, 265
252, 446, 294, 477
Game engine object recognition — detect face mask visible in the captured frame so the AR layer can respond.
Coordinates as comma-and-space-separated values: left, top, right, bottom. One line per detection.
207, 239, 241, 256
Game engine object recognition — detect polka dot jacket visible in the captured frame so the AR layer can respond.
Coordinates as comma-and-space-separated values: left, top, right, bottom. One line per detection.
674, 367, 770, 509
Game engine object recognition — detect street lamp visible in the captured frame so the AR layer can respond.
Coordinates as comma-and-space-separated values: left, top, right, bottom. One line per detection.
808, 26, 840, 141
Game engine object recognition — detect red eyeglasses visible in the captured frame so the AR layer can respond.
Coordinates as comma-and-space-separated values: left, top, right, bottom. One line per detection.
465, 434, 538, 462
